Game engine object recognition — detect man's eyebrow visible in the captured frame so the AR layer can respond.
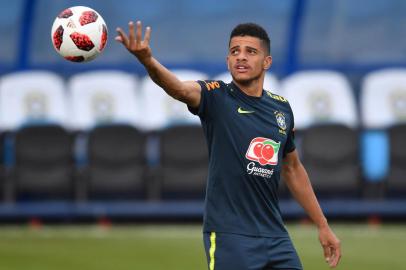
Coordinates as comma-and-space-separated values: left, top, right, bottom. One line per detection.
246, 46, 258, 51
229, 45, 259, 51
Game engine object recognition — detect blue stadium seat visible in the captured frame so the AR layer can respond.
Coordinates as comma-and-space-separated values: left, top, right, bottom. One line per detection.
360, 131, 389, 182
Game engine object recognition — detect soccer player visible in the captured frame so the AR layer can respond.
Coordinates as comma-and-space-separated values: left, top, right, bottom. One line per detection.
116, 21, 341, 269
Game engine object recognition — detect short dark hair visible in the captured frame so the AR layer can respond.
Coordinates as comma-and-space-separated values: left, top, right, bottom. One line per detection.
229, 23, 271, 55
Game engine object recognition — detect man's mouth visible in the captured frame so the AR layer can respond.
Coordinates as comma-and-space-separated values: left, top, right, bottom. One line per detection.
235, 64, 249, 72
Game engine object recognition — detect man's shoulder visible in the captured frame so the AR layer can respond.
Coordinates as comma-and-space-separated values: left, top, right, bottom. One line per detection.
264, 90, 289, 104
264, 90, 294, 116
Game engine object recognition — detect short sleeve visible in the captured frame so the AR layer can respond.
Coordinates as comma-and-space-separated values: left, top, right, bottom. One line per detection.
283, 105, 296, 157
188, 80, 223, 119
188, 80, 208, 117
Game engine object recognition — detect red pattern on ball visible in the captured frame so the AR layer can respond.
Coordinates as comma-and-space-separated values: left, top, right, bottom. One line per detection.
99, 24, 108, 51
79, 11, 98, 26
70, 32, 95, 51
64, 56, 85, 62
53, 25, 64, 50
58, 8, 73, 18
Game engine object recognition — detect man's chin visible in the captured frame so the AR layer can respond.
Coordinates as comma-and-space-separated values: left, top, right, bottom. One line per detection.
231, 74, 259, 85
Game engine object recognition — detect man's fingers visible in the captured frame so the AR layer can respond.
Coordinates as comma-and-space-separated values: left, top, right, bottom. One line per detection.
128, 21, 135, 48
115, 27, 129, 46
144, 26, 151, 45
136, 21, 142, 47
117, 20, 150, 50
323, 244, 332, 263
319, 226, 341, 268
115, 36, 123, 43
329, 245, 341, 268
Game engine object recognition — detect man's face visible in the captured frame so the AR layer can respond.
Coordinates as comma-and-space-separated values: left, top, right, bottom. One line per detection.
227, 36, 272, 85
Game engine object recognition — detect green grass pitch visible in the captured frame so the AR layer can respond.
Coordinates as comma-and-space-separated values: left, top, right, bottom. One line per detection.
0, 223, 405, 269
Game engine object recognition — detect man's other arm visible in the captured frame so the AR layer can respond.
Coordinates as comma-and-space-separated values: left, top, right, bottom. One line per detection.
282, 150, 341, 268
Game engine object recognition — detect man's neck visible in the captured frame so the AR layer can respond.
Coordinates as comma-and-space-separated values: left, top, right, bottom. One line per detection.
233, 79, 264, 97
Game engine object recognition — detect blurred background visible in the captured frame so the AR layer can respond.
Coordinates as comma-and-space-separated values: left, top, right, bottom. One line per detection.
0, 0, 406, 269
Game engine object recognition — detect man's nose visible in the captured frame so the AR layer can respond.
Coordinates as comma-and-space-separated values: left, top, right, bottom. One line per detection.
237, 51, 247, 61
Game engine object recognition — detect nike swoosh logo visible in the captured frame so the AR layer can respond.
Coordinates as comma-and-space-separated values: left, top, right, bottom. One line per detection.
238, 107, 255, 114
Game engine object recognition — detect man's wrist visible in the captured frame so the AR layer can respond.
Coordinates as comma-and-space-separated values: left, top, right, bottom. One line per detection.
316, 217, 329, 229
138, 55, 153, 67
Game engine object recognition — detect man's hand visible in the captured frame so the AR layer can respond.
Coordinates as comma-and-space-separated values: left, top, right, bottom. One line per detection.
114, 20, 201, 107
115, 21, 152, 64
319, 225, 341, 268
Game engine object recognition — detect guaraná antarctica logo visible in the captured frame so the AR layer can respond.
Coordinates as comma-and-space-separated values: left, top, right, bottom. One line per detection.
245, 137, 281, 178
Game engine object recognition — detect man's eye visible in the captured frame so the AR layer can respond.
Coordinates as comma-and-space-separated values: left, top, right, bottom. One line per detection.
231, 50, 238, 55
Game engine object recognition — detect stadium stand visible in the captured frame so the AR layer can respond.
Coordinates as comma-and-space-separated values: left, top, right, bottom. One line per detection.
0, 132, 4, 201
282, 71, 358, 130
388, 125, 406, 197
84, 124, 146, 200
0, 71, 69, 130
139, 70, 209, 200
0, 71, 72, 201
361, 69, 406, 198
281, 71, 360, 197
67, 70, 142, 130
159, 125, 208, 200
68, 71, 147, 201
9, 125, 74, 201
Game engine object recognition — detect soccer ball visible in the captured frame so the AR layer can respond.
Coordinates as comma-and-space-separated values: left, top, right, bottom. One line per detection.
51, 6, 108, 62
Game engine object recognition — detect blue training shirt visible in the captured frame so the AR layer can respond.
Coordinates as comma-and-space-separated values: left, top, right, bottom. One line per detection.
189, 80, 296, 237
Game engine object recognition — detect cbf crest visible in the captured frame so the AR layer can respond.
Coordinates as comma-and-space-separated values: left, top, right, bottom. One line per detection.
274, 111, 287, 135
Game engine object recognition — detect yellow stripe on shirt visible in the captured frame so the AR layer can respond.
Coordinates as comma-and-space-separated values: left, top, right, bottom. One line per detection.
209, 232, 216, 270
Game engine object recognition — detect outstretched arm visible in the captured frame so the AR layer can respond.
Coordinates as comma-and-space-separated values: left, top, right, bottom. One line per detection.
115, 21, 201, 108
282, 150, 341, 268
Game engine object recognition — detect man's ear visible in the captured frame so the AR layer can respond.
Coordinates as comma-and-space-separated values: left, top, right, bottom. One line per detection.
263, 55, 272, 70
226, 56, 230, 70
